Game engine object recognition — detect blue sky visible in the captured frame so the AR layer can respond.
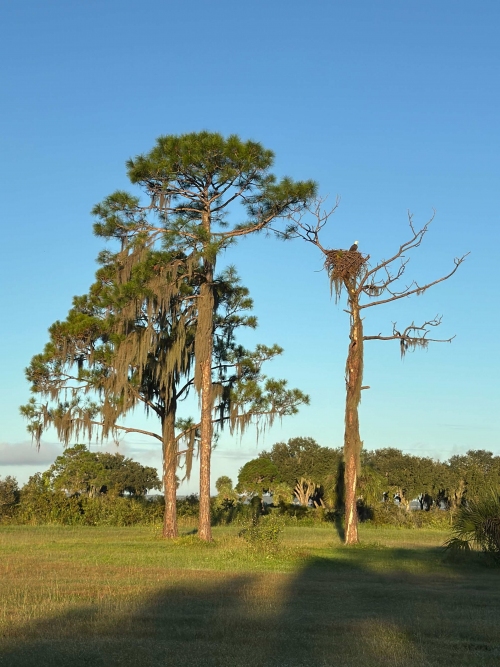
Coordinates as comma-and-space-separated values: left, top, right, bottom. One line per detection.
1, 0, 498, 492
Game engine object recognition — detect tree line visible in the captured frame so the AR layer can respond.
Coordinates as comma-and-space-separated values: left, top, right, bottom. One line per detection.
0, 444, 163, 526
2, 439, 497, 527
236, 437, 500, 512
20, 132, 467, 544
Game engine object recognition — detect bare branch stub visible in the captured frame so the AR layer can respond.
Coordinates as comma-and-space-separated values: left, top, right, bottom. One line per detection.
324, 249, 369, 302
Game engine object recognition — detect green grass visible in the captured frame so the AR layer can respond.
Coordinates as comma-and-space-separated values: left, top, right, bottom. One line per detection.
0, 524, 499, 666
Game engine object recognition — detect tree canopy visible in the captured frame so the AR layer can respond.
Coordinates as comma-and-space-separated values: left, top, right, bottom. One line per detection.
47, 444, 161, 497
21, 131, 313, 540
236, 458, 280, 496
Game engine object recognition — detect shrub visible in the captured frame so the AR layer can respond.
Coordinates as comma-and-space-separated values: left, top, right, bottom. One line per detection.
274, 503, 336, 525
78, 496, 163, 526
239, 513, 286, 555
17, 474, 80, 525
0, 476, 20, 521
445, 490, 500, 561
176, 494, 200, 520
368, 503, 450, 529
16, 473, 164, 526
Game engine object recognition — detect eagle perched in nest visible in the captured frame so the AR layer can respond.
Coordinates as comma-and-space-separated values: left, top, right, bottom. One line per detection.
349, 240, 359, 252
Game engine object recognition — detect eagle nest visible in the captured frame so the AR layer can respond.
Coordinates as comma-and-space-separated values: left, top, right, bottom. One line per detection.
324, 249, 368, 301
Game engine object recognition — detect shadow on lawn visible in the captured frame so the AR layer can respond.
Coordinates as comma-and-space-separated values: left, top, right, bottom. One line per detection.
1, 547, 499, 667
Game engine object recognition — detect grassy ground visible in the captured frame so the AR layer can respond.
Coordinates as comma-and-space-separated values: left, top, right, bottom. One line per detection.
0, 523, 499, 666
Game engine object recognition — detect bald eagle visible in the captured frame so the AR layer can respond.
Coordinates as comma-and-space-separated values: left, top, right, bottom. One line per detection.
349, 240, 359, 251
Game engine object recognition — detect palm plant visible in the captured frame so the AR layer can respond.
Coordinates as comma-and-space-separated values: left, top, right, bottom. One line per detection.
445, 489, 500, 560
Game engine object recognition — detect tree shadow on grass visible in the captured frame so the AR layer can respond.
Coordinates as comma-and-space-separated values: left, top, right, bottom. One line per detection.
266, 547, 500, 667
334, 513, 345, 542
1, 547, 499, 667
333, 460, 345, 542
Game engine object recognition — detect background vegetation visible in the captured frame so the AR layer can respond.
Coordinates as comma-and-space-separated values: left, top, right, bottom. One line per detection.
2, 439, 499, 538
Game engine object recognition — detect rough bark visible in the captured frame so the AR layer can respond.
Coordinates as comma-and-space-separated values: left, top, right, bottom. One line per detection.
162, 400, 178, 539
450, 478, 466, 511
343, 290, 363, 544
197, 221, 215, 541
198, 279, 214, 541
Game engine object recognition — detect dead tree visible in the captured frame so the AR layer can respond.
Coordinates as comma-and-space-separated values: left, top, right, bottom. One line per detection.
280, 199, 468, 544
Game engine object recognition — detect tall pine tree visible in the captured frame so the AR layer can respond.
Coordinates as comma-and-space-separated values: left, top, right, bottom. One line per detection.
96, 132, 317, 540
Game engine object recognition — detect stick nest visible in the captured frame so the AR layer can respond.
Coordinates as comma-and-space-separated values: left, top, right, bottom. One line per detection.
324, 249, 368, 301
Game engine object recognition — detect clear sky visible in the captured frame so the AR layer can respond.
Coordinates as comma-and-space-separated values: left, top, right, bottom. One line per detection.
1, 0, 498, 493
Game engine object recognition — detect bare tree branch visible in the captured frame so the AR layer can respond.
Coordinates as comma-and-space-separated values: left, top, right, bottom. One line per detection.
364, 317, 456, 357
269, 195, 340, 253
359, 254, 469, 309
89, 420, 163, 442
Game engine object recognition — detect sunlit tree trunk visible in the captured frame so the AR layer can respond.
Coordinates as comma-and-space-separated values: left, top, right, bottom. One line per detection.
162, 400, 178, 539
343, 288, 363, 544
199, 350, 213, 540
197, 201, 215, 540
198, 285, 213, 541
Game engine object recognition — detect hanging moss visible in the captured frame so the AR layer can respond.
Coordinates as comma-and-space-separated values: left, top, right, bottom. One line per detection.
194, 280, 215, 393
400, 336, 429, 359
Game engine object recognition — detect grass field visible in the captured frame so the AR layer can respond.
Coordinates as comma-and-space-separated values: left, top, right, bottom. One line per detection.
0, 524, 499, 666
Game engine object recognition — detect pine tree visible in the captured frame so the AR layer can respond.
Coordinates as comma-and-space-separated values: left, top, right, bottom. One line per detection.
94, 131, 317, 540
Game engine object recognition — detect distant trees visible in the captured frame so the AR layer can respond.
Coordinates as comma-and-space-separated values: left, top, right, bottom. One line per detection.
0, 476, 20, 518
46, 444, 161, 497
0, 448, 163, 526
238, 438, 343, 507
260, 437, 342, 507
2, 443, 499, 527
364, 448, 447, 509
213, 476, 238, 512
447, 450, 500, 508
363, 448, 500, 510
236, 458, 280, 497
236, 441, 500, 515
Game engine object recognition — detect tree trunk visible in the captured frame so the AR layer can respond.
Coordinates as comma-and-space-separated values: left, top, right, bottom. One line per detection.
294, 478, 316, 506
197, 258, 215, 542
343, 293, 363, 545
198, 352, 213, 540
162, 401, 178, 539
